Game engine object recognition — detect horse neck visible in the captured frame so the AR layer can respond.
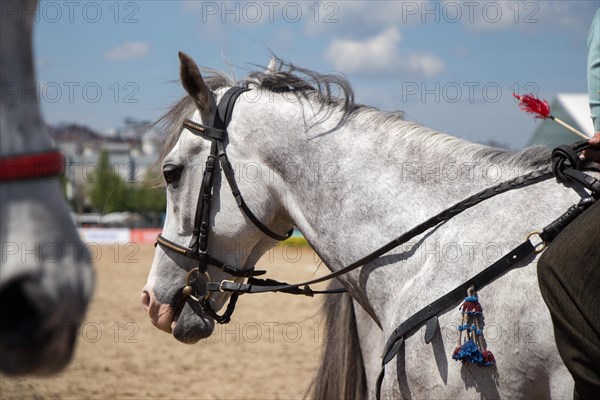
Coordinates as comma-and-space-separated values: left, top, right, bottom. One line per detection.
0, 0, 52, 156
262, 104, 519, 262
253, 97, 541, 321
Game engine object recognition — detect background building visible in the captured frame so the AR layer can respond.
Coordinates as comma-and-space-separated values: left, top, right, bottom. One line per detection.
526, 94, 595, 147
51, 119, 165, 225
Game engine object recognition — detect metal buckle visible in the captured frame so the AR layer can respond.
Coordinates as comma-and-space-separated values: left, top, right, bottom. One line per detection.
527, 231, 548, 254
219, 280, 235, 293
182, 268, 212, 302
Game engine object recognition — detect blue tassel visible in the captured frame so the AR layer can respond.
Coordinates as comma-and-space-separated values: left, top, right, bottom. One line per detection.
451, 286, 495, 367
457, 324, 482, 332
452, 339, 483, 364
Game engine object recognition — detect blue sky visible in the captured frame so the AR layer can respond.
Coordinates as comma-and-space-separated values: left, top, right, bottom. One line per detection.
33, 0, 599, 148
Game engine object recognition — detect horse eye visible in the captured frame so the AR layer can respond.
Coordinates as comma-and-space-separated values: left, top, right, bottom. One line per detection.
163, 164, 184, 184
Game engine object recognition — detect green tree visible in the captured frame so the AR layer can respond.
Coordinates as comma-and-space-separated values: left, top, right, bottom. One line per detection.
128, 168, 166, 213
89, 149, 129, 213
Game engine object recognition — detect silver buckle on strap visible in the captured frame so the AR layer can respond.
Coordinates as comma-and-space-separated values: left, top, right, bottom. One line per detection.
219, 280, 235, 293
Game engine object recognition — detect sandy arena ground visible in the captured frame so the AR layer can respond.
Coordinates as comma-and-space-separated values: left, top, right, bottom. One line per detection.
1, 244, 332, 399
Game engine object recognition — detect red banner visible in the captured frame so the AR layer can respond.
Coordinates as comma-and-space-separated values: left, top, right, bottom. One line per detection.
130, 228, 162, 244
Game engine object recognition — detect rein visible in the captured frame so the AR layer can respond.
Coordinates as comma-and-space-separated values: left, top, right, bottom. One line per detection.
0, 150, 65, 181
155, 87, 600, 375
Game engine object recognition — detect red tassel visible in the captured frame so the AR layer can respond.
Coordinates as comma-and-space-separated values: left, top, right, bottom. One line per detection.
460, 301, 482, 314
482, 350, 495, 366
513, 93, 551, 119
452, 346, 461, 357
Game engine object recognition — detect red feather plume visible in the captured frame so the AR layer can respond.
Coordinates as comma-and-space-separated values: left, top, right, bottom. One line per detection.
513, 93, 551, 119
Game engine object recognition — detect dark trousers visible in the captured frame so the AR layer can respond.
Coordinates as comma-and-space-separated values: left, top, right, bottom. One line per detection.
538, 199, 600, 400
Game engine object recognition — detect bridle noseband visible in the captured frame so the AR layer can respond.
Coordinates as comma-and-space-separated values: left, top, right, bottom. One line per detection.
155, 87, 294, 323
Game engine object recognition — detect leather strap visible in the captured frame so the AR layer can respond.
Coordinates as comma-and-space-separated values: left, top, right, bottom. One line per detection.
374, 194, 598, 399
159, 88, 600, 335
540, 197, 597, 242
375, 240, 536, 399
206, 278, 347, 296
158, 87, 295, 322
213, 167, 554, 295
217, 147, 293, 241
183, 120, 225, 141
201, 293, 239, 324
0, 150, 65, 181
156, 234, 264, 278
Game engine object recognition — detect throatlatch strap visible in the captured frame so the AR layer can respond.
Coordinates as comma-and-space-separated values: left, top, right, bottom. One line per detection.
217, 145, 293, 241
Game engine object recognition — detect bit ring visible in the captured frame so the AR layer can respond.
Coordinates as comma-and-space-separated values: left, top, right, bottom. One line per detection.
182, 268, 211, 302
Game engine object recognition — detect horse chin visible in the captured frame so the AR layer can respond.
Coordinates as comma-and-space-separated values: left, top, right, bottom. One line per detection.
0, 272, 90, 375
0, 319, 77, 376
171, 301, 215, 344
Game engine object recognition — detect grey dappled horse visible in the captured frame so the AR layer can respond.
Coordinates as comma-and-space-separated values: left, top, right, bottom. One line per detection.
143, 53, 587, 398
0, 0, 94, 375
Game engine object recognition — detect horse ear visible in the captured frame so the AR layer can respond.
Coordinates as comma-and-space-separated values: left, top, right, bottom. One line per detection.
178, 51, 211, 113
265, 57, 276, 74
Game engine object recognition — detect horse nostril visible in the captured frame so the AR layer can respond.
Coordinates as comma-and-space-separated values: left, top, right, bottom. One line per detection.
141, 291, 151, 311
0, 277, 52, 346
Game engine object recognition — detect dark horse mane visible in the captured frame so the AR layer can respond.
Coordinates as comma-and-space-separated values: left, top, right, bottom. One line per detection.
151, 56, 555, 181
151, 57, 391, 169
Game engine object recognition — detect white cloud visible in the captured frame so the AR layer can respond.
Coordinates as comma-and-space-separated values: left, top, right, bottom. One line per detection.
443, 0, 596, 34
325, 27, 444, 77
306, 1, 596, 37
304, 1, 407, 37
406, 53, 445, 77
104, 41, 150, 61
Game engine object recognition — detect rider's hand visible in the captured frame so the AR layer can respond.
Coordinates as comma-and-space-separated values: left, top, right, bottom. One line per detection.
583, 132, 600, 162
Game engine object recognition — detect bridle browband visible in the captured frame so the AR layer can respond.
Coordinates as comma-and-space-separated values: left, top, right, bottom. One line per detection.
156, 86, 600, 390
0, 150, 65, 181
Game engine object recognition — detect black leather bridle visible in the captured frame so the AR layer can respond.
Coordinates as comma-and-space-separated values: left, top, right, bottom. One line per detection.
156, 87, 298, 323
156, 86, 600, 394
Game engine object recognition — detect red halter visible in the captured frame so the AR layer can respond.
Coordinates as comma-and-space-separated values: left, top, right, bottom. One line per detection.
0, 150, 65, 181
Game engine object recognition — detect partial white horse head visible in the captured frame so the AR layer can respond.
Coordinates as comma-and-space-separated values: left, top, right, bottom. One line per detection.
142, 52, 292, 343
0, 0, 94, 375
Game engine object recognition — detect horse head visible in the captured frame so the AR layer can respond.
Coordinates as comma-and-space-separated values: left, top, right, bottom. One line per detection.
142, 52, 292, 343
